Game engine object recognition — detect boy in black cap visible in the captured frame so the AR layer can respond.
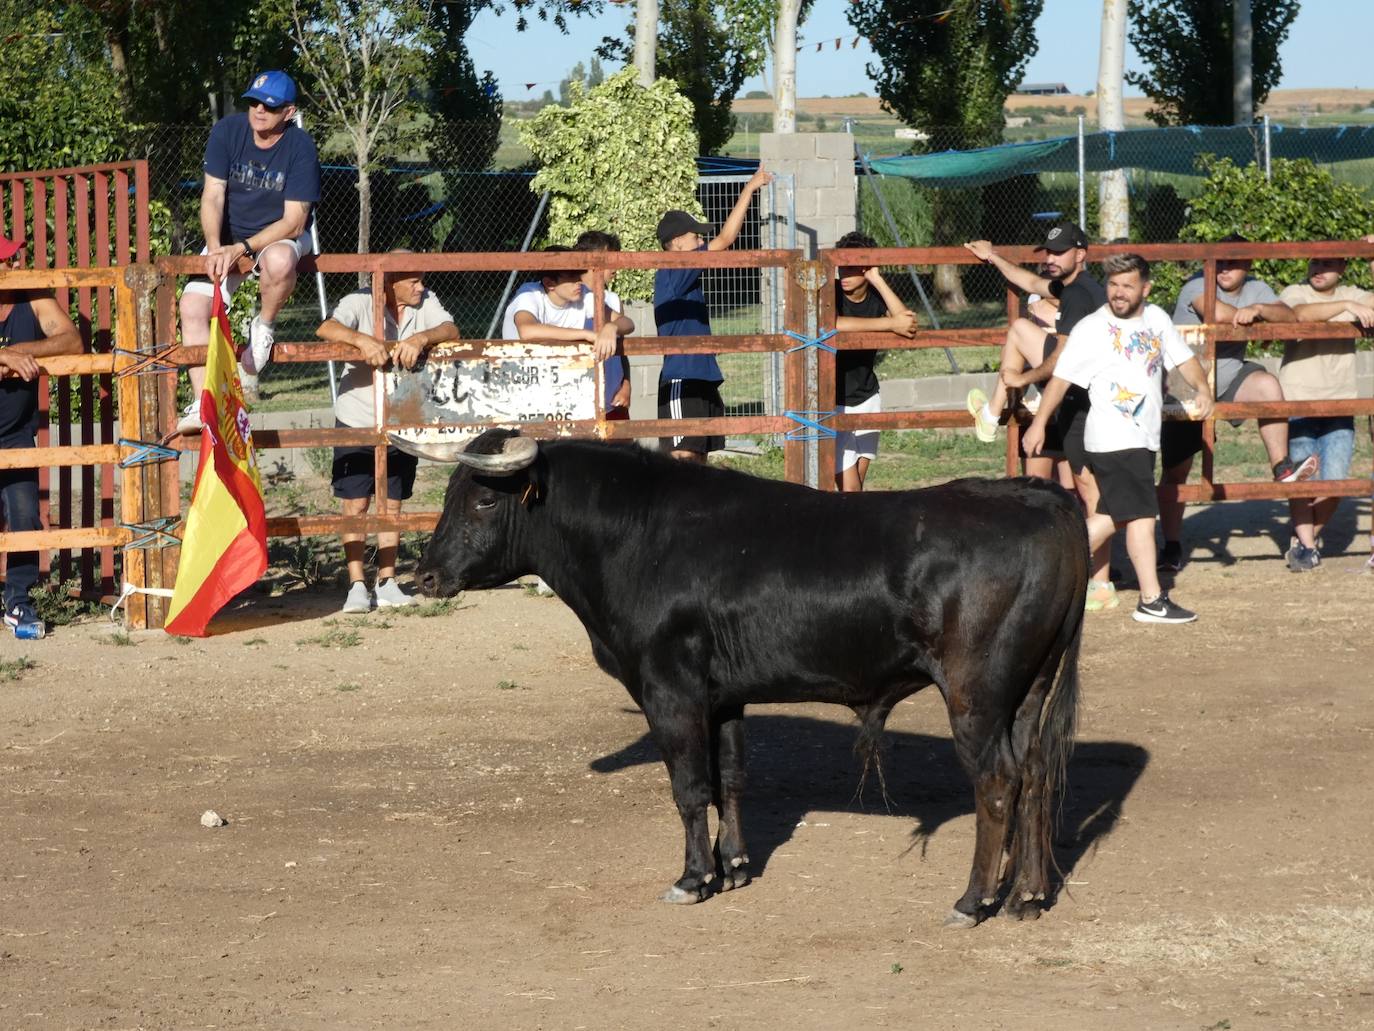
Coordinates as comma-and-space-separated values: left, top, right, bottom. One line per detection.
654, 168, 771, 461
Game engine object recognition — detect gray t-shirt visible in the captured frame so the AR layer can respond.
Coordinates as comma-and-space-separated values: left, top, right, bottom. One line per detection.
1172, 274, 1278, 395
329, 288, 456, 427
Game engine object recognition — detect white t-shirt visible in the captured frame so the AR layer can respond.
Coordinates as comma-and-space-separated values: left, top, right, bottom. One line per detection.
331, 289, 456, 428
500, 281, 621, 338
1055, 302, 1196, 454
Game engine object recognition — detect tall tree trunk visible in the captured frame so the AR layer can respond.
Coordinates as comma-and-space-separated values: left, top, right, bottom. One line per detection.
106, 30, 134, 111
1097, 0, 1129, 242
634, 0, 657, 87
773, 0, 799, 133
1232, 0, 1253, 124
356, 140, 371, 286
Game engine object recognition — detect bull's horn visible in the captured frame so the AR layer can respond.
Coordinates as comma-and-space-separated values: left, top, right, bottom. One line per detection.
387, 433, 539, 473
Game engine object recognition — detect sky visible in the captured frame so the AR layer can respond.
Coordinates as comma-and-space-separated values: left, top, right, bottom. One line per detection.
465, 1, 1374, 103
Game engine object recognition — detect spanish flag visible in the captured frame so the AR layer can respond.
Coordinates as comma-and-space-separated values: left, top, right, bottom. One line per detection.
164, 294, 268, 636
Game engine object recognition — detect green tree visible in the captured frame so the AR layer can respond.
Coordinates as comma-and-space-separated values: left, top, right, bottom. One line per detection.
0, 2, 129, 172
1126, 0, 1300, 126
520, 68, 701, 300
600, 0, 809, 156
67, 0, 299, 124
270, 0, 435, 256
425, 0, 502, 171
1149, 156, 1374, 312
846, 0, 1044, 310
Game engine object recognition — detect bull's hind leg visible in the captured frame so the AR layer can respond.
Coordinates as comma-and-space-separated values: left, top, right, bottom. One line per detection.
642, 685, 717, 904
947, 715, 1019, 928
711, 705, 750, 891
1003, 684, 1051, 921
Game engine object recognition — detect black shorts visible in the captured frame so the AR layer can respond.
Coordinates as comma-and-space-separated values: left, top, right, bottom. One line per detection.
1089, 448, 1159, 522
332, 444, 419, 501
1159, 360, 1266, 469
659, 379, 725, 455
1058, 395, 1090, 475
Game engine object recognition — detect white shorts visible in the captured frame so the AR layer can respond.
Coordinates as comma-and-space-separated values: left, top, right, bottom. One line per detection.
835, 392, 881, 472
181, 237, 310, 308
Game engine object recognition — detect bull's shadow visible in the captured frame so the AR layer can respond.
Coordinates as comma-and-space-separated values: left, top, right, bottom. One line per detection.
591, 711, 1147, 900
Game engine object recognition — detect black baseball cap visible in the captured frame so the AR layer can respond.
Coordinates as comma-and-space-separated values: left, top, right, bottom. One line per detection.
657, 210, 712, 247
1035, 221, 1088, 254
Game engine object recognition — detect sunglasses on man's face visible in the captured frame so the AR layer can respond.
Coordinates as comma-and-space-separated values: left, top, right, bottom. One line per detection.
248, 99, 286, 113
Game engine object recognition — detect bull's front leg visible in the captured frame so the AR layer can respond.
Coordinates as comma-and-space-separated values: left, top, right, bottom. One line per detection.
712, 705, 750, 891
642, 684, 716, 904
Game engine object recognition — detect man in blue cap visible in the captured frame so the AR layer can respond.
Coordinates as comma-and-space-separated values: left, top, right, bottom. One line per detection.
177, 70, 321, 433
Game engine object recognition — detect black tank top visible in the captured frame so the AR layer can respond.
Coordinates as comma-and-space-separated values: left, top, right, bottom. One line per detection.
0, 298, 42, 438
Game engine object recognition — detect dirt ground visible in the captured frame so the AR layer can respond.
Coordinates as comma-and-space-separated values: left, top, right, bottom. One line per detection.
3, 496, 1373, 1031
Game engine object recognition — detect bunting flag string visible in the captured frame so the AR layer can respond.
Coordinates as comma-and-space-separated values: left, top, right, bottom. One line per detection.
799, 34, 865, 53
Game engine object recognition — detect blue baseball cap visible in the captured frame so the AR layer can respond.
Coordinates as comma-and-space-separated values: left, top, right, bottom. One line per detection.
242, 71, 297, 108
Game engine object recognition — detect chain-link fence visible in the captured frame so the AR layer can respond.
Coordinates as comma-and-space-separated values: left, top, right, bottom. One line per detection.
133, 122, 793, 415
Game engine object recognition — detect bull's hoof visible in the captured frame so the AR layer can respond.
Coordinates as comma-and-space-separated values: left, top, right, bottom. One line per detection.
1003, 898, 1043, 921
943, 908, 980, 929
718, 866, 751, 892
661, 884, 706, 905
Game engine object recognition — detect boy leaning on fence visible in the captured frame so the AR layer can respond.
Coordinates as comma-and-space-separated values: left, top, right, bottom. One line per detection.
1156, 234, 1317, 572
832, 231, 917, 492
1024, 253, 1214, 626
572, 231, 634, 419
1275, 256, 1374, 572
654, 168, 772, 462
316, 256, 458, 613
0, 236, 84, 638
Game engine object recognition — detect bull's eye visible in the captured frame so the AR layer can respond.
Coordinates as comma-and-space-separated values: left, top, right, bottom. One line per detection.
474, 493, 498, 511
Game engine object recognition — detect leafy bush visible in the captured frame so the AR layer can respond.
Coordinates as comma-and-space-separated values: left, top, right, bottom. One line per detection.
519, 69, 701, 302
1149, 156, 1374, 312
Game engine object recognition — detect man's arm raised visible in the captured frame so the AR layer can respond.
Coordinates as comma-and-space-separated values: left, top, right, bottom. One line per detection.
964, 240, 1052, 296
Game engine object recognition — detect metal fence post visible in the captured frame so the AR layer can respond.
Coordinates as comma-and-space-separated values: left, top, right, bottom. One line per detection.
293, 111, 338, 403
1263, 114, 1272, 180
1077, 115, 1087, 229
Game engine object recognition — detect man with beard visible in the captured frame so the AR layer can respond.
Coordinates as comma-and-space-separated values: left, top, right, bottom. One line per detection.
963, 222, 1116, 610
1024, 254, 1213, 625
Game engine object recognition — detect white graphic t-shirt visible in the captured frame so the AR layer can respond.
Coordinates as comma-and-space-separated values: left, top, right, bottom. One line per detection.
1054, 302, 1196, 453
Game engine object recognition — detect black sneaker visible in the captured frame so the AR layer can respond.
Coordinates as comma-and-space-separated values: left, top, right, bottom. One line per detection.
1157, 541, 1184, 573
1273, 454, 1319, 483
1133, 593, 1197, 625
1285, 543, 1321, 572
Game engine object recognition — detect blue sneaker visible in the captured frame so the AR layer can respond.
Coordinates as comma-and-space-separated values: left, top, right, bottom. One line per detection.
4, 602, 45, 639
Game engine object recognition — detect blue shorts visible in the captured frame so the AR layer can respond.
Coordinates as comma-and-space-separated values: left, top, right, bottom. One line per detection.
1288, 416, 1354, 481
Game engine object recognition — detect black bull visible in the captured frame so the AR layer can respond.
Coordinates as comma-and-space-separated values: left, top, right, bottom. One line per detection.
412, 430, 1088, 926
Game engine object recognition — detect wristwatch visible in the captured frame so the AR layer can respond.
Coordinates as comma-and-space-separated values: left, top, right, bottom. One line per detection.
237, 240, 256, 261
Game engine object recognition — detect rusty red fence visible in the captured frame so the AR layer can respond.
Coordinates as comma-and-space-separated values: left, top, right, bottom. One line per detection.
1, 238, 1370, 631
0, 161, 150, 596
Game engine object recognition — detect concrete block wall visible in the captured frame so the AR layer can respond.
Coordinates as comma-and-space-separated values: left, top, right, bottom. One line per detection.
759, 132, 858, 257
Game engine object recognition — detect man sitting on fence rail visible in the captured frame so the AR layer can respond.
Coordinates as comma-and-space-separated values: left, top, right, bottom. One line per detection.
1276, 256, 1374, 572
316, 257, 458, 613
177, 70, 321, 434
654, 168, 772, 463
0, 236, 83, 639
1158, 236, 1317, 572
1024, 253, 1214, 625
963, 222, 1115, 610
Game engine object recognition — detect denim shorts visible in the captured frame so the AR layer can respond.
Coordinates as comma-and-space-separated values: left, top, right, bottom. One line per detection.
1288, 416, 1355, 481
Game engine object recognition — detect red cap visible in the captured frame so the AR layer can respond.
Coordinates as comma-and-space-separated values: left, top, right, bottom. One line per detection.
0, 236, 20, 261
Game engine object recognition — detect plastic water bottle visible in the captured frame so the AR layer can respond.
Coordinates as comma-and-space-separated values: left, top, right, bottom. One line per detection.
12, 622, 44, 640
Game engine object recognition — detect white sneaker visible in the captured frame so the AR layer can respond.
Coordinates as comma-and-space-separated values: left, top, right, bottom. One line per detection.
341, 581, 373, 614
243, 316, 275, 375
175, 402, 203, 435
533, 576, 555, 597
374, 578, 417, 608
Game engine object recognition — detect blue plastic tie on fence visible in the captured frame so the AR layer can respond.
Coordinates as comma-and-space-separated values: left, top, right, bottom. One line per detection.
782, 410, 837, 441
784, 328, 838, 354
118, 438, 180, 469
118, 516, 182, 550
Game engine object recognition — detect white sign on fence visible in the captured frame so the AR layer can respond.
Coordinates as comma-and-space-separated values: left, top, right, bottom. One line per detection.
385, 345, 598, 450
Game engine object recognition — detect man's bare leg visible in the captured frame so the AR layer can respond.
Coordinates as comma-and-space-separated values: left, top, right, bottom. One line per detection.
1159, 456, 1193, 546
1232, 372, 1289, 466
985, 318, 1050, 417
